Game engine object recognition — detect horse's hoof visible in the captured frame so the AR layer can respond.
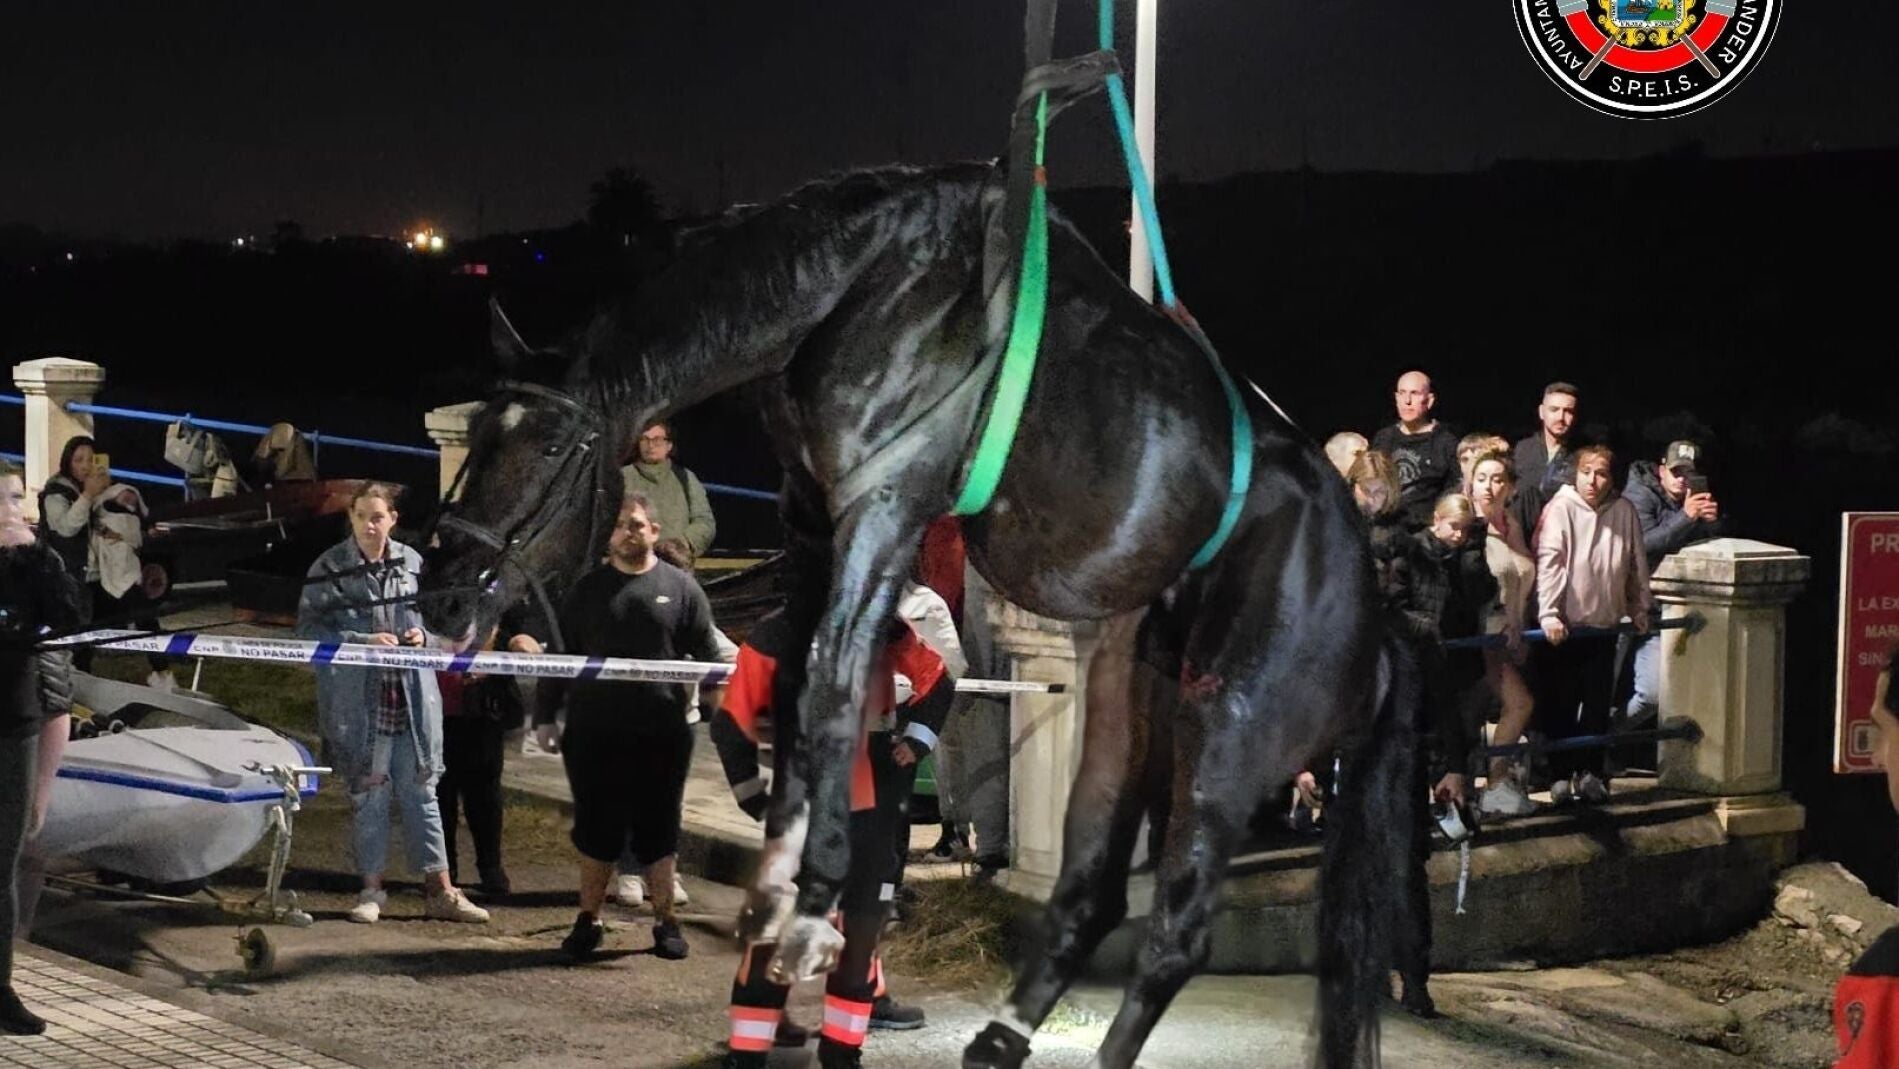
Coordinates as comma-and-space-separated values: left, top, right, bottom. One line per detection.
963, 1022, 1032, 1069
736, 885, 795, 944
1399, 985, 1438, 1019
766, 915, 844, 984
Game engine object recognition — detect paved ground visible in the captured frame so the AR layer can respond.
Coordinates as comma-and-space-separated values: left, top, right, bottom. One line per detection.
1, 949, 368, 1069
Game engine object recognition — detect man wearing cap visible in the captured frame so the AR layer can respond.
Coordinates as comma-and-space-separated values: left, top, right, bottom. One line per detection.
1618, 439, 1728, 732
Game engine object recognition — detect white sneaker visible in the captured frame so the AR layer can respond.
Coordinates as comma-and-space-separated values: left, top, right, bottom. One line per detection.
348, 889, 388, 924
1575, 772, 1611, 805
612, 874, 645, 906
424, 886, 491, 923
1548, 776, 1574, 806
1478, 780, 1536, 819
671, 873, 690, 906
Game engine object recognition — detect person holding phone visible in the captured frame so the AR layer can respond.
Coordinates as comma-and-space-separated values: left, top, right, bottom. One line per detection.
35, 437, 108, 599
1618, 440, 1730, 740
36, 436, 173, 685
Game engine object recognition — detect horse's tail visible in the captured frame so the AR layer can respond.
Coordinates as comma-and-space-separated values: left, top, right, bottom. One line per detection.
1315, 635, 1421, 1069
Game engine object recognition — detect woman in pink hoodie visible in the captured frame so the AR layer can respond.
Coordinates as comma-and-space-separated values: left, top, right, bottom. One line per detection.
1533, 445, 1652, 805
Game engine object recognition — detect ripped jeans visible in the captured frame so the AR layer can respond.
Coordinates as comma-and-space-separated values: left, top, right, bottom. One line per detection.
349, 731, 450, 879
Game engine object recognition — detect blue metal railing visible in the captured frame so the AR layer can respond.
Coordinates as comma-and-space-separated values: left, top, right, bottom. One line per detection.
1, 393, 781, 502
705, 482, 777, 502
62, 401, 442, 460
0, 451, 185, 488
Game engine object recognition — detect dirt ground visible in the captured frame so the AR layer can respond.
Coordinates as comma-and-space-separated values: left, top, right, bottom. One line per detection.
23, 766, 1866, 1069
35, 650, 1866, 1067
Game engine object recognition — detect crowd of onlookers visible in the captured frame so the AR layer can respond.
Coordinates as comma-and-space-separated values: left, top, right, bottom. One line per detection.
1318, 371, 1729, 822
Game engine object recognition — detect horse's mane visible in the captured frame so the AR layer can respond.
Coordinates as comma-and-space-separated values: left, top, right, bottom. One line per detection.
671, 161, 995, 252
568, 161, 997, 406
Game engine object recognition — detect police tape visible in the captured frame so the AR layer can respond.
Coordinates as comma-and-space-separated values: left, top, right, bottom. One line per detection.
50, 629, 1070, 696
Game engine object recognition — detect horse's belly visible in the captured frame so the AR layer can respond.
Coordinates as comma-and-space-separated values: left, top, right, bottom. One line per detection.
964, 500, 1198, 621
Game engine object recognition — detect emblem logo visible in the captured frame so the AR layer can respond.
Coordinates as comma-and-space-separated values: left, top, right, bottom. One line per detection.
1514, 0, 1780, 117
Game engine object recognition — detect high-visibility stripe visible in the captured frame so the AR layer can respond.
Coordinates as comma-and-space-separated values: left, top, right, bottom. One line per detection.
821, 996, 873, 1045
729, 1007, 780, 1052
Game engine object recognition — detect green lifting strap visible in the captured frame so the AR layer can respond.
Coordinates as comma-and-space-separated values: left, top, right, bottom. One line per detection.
953, 0, 1253, 573
951, 92, 1050, 518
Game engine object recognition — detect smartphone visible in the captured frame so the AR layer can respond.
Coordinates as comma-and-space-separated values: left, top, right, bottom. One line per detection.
1686, 474, 1709, 496
90, 452, 110, 476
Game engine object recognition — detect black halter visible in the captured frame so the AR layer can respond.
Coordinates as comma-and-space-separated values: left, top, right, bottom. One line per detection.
426, 380, 613, 651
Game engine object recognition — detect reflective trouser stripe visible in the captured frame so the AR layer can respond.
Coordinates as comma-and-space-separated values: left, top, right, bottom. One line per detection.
821, 996, 874, 1046
729, 1007, 780, 1052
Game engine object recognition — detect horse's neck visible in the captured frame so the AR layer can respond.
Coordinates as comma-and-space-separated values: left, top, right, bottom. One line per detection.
598, 188, 921, 419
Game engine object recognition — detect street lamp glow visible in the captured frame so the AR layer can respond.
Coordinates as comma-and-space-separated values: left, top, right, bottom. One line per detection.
429, 235, 444, 252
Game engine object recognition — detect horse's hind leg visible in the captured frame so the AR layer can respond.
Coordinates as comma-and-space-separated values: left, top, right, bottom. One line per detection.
1092, 580, 1354, 1069
963, 608, 1163, 1069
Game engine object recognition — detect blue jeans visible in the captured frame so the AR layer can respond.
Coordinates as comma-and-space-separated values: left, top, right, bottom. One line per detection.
350, 731, 450, 879
1627, 632, 1660, 725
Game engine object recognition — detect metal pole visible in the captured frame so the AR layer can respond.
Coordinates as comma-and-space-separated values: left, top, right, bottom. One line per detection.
1128, 0, 1158, 301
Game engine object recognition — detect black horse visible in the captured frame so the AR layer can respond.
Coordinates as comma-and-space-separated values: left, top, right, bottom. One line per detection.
420, 161, 1419, 1069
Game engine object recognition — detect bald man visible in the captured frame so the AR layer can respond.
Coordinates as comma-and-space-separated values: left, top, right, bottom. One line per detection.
1369, 369, 1462, 529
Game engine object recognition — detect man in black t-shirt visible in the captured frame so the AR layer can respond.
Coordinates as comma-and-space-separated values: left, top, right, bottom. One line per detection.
1370, 369, 1461, 530
536, 494, 725, 962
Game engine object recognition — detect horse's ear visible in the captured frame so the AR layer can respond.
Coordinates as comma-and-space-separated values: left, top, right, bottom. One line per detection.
489, 299, 534, 371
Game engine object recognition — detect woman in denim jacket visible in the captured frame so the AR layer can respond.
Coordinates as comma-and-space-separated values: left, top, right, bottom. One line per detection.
297, 482, 488, 925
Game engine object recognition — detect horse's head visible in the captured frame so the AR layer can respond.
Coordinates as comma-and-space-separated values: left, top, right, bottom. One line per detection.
419, 301, 627, 645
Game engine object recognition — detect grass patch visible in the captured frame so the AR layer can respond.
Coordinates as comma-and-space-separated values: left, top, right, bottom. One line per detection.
879, 876, 1027, 992
89, 652, 318, 738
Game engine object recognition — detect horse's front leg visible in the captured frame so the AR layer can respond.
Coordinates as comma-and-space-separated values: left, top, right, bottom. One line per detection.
739, 470, 831, 945
766, 494, 929, 984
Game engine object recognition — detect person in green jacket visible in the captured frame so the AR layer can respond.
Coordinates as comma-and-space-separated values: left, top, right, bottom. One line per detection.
620, 420, 717, 562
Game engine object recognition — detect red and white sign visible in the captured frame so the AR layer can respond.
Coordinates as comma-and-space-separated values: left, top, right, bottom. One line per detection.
1837, 512, 1899, 774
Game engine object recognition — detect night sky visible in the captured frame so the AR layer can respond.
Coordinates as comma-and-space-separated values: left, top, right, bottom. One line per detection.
5, 1, 1890, 241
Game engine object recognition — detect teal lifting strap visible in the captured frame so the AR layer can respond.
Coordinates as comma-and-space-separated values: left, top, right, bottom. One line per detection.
1096, 0, 1252, 569
952, 0, 1253, 571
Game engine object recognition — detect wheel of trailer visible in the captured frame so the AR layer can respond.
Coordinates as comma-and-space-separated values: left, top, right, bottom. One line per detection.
236, 927, 275, 976
141, 560, 170, 601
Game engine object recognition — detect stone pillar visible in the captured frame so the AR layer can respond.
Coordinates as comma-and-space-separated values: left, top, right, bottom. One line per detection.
423, 401, 482, 500
1653, 538, 1811, 833
992, 603, 1095, 901
12, 357, 106, 516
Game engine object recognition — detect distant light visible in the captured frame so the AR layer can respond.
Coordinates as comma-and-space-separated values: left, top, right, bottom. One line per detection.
429, 235, 444, 252
413, 231, 430, 249
234, 237, 245, 247
64, 252, 73, 261
534, 251, 546, 263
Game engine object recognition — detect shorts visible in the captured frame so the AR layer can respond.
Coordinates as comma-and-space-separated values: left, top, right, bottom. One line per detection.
561, 721, 695, 866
